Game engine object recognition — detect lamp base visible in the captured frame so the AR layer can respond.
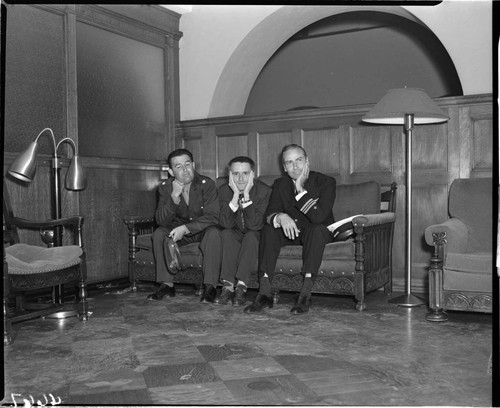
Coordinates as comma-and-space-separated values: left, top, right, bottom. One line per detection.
389, 293, 425, 307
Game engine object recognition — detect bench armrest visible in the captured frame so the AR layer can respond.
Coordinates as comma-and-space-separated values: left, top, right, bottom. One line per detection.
123, 213, 155, 227
352, 212, 396, 228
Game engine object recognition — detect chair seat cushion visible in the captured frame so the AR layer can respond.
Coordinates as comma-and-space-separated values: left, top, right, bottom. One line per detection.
6, 243, 82, 275
136, 234, 153, 250
444, 252, 492, 292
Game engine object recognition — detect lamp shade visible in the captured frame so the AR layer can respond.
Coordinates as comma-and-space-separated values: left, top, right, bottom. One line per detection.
8, 141, 39, 182
362, 88, 449, 125
65, 155, 87, 190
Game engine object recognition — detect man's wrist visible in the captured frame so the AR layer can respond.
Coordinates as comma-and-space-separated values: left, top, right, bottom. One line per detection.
171, 193, 181, 204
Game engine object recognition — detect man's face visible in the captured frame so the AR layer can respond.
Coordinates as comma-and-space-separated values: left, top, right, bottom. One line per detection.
282, 147, 307, 180
169, 154, 195, 184
230, 162, 252, 191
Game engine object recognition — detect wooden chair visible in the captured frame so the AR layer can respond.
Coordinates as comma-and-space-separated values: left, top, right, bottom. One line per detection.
3, 181, 89, 345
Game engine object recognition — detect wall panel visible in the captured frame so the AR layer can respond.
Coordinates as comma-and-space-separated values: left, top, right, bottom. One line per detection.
302, 128, 341, 176
217, 134, 248, 177
257, 132, 293, 177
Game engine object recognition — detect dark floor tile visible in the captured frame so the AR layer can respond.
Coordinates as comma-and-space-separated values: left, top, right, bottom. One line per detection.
142, 362, 220, 387
223, 374, 323, 405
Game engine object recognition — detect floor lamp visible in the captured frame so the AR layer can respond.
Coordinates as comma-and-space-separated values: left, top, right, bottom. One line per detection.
7, 127, 86, 314
8, 127, 86, 246
362, 88, 449, 307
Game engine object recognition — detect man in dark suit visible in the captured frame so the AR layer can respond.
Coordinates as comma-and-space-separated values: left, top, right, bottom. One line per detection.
215, 156, 271, 307
244, 144, 336, 315
147, 148, 221, 303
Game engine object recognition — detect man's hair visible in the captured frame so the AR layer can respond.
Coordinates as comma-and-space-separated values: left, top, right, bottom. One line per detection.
228, 156, 255, 171
281, 144, 307, 162
167, 148, 194, 167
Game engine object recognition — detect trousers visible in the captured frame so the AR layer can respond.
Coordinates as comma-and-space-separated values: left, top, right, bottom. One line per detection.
258, 223, 333, 282
152, 225, 221, 286
219, 228, 260, 286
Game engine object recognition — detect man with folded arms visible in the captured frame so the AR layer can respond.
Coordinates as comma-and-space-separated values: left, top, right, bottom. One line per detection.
147, 148, 221, 303
244, 144, 336, 314
215, 156, 271, 307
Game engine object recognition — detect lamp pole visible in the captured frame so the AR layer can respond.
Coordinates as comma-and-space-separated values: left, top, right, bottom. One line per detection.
388, 114, 425, 307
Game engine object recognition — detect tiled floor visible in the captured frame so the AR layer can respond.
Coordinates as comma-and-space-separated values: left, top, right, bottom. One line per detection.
2, 283, 494, 406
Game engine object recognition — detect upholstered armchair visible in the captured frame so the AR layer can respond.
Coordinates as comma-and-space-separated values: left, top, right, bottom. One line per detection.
3, 182, 89, 344
124, 179, 397, 310
425, 178, 493, 322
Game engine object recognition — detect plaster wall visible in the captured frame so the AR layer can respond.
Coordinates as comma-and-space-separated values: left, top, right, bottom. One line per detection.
178, 2, 492, 121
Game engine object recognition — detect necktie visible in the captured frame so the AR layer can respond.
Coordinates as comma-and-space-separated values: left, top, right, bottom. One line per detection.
238, 193, 246, 231
182, 187, 189, 206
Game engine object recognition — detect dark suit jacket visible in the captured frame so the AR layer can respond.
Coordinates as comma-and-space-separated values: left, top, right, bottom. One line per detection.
218, 179, 271, 232
264, 170, 336, 230
155, 172, 219, 235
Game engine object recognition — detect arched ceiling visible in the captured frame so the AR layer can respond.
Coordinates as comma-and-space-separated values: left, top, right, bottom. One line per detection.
209, 5, 458, 118
244, 10, 462, 115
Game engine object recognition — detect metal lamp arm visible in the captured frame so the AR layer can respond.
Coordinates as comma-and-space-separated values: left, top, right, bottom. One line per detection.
56, 137, 79, 158
34, 128, 58, 157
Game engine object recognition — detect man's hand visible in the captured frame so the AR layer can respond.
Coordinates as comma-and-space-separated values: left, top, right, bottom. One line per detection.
243, 170, 255, 201
171, 179, 184, 200
228, 171, 240, 207
277, 213, 300, 240
295, 160, 310, 193
169, 225, 189, 242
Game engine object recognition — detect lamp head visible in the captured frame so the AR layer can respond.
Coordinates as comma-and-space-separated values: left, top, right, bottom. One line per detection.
362, 88, 449, 125
8, 141, 39, 182
66, 155, 86, 190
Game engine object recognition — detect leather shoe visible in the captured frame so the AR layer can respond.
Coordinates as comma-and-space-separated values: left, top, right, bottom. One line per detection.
290, 295, 311, 314
147, 283, 175, 300
232, 284, 247, 307
200, 284, 217, 303
243, 294, 273, 313
214, 287, 234, 305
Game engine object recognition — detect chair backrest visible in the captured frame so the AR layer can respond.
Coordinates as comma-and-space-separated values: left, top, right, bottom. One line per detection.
448, 177, 492, 253
216, 177, 393, 221
3, 180, 20, 245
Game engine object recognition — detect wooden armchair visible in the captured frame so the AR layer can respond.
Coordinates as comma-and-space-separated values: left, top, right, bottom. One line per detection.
425, 178, 493, 322
124, 179, 397, 310
3, 182, 89, 345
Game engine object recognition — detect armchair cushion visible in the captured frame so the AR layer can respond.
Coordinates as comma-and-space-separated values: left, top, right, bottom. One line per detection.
448, 178, 492, 253
444, 252, 492, 292
5, 243, 82, 274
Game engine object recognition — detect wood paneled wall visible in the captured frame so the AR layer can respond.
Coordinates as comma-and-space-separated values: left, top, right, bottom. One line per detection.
3, 4, 180, 283
177, 94, 493, 293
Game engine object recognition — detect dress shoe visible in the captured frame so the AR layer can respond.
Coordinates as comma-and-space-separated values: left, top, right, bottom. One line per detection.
200, 284, 217, 303
214, 287, 234, 305
290, 295, 311, 314
147, 283, 175, 300
232, 284, 247, 307
243, 294, 273, 313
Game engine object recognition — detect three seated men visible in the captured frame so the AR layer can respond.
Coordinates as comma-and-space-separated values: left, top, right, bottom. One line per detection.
147, 144, 336, 314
